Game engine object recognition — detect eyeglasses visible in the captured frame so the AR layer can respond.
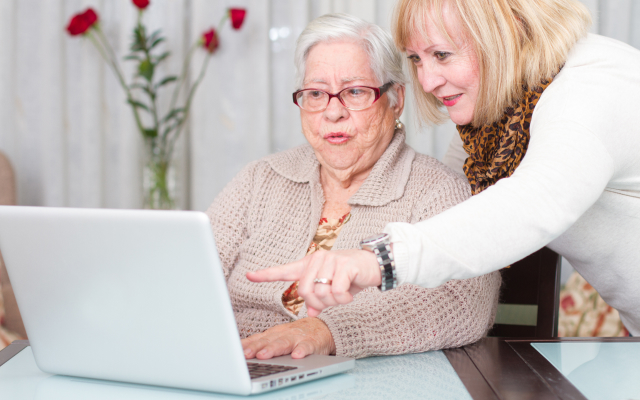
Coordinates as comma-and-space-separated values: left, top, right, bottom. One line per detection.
292, 82, 393, 112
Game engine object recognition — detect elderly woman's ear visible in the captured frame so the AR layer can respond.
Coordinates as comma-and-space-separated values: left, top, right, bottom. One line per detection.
392, 84, 406, 119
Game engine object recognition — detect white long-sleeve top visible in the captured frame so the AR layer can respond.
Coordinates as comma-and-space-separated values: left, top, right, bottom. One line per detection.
384, 34, 640, 335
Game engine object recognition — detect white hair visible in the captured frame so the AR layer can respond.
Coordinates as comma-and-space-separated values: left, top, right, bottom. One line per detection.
294, 13, 407, 107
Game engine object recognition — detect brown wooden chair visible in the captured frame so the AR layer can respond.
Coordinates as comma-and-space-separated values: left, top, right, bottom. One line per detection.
488, 247, 562, 338
0, 150, 27, 339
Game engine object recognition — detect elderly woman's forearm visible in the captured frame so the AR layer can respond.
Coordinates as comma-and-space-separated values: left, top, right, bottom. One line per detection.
317, 272, 500, 358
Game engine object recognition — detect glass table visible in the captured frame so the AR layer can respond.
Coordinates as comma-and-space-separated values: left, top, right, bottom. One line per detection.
0, 342, 471, 400
532, 342, 640, 400
2, 337, 639, 399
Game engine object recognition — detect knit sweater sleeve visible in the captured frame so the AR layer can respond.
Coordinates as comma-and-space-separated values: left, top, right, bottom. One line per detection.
318, 166, 501, 358
205, 161, 259, 280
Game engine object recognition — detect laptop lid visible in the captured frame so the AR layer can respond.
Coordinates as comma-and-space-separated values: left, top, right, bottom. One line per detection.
0, 206, 353, 395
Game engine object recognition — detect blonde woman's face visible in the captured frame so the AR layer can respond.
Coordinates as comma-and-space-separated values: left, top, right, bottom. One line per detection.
405, 7, 480, 126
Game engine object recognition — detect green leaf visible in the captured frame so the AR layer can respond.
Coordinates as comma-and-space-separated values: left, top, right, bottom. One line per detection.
124, 54, 141, 61
162, 107, 185, 123
154, 51, 170, 64
149, 37, 165, 50
129, 83, 155, 98
155, 76, 177, 89
163, 121, 180, 138
147, 29, 162, 44
130, 42, 144, 52
131, 27, 146, 52
142, 128, 158, 138
127, 99, 150, 111
138, 59, 154, 82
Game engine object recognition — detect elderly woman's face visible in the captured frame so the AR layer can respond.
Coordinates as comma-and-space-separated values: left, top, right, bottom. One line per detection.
300, 41, 402, 177
405, 7, 480, 126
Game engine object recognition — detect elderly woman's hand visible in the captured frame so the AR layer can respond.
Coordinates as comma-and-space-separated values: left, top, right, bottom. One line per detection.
241, 317, 336, 360
247, 249, 381, 317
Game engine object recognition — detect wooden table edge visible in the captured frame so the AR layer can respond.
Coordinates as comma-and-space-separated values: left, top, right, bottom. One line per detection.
443, 347, 500, 400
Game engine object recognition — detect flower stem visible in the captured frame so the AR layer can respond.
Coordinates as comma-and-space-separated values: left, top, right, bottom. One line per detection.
89, 28, 145, 135
169, 42, 198, 114
167, 52, 212, 160
218, 12, 229, 31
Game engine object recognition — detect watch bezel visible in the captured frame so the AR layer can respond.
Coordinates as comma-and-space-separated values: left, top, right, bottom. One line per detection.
360, 233, 390, 251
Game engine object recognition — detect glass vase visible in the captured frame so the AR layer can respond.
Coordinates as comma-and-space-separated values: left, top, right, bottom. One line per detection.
142, 137, 177, 210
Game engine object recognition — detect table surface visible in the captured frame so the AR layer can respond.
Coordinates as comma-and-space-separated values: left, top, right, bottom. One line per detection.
0, 341, 472, 400
1, 337, 639, 400
444, 336, 640, 400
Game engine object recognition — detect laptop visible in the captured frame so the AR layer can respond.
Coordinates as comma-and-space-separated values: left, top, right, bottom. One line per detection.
0, 206, 354, 395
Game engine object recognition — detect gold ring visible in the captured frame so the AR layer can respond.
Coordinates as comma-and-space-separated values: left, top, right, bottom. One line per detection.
313, 278, 332, 285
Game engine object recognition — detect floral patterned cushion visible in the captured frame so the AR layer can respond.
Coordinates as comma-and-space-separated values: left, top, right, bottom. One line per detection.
558, 271, 629, 337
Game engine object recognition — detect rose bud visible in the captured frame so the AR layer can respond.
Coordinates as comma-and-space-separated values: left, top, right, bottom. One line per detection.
229, 8, 247, 30
132, 0, 150, 10
201, 28, 219, 54
66, 8, 99, 36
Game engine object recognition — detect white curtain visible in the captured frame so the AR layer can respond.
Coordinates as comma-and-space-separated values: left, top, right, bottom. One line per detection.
0, 0, 638, 212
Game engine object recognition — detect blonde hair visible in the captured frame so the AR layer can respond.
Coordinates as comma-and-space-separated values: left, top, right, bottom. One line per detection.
393, 0, 591, 126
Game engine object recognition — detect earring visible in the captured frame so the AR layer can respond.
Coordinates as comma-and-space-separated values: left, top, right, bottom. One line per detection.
395, 119, 404, 130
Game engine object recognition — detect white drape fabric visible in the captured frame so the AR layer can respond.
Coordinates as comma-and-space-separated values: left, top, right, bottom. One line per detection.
0, 0, 637, 211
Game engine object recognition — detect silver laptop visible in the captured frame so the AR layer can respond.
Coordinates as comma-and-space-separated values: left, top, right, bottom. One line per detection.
0, 206, 354, 395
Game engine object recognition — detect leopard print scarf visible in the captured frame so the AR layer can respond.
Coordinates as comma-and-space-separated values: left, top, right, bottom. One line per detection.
457, 77, 555, 195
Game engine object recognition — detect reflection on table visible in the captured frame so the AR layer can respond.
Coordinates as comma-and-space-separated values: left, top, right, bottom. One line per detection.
533, 342, 640, 400
0, 346, 472, 400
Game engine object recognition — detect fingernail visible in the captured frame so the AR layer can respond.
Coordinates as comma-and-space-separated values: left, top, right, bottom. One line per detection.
258, 349, 267, 356
244, 348, 251, 356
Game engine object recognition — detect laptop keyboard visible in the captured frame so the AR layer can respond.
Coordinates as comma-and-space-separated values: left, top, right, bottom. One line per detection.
247, 362, 298, 379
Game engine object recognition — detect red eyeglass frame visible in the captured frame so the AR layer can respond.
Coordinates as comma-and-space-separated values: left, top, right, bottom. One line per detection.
292, 82, 393, 111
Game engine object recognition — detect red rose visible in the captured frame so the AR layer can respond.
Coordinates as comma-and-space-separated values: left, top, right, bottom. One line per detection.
202, 28, 219, 53
83, 9, 98, 26
66, 8, 99, 36
229, 8, 246, 30
132, 0, 150, 10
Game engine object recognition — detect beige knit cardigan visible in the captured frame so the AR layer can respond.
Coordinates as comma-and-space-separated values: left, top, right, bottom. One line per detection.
206, 130, 501, 359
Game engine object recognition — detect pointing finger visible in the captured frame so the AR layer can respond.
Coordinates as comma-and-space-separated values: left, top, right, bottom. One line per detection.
246, 260, 305, 282
306, 306, 321, 318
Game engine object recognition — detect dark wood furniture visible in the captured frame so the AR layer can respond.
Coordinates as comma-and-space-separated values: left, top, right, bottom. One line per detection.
488, 247, 562, 338
443, 336, 640, 400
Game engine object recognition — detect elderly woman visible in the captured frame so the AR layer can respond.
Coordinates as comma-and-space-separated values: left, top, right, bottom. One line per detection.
251, 1, 640, 335
207, 13, 500, 360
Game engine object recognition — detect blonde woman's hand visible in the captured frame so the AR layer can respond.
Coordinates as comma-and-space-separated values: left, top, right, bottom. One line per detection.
241, 318, 335, 359
246, 249, 381, 317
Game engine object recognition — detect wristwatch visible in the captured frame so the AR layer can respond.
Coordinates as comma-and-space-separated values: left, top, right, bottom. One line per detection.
360, 233, 397, 291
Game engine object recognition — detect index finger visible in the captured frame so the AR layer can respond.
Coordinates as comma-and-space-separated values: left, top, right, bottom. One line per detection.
246, 259, 306, 282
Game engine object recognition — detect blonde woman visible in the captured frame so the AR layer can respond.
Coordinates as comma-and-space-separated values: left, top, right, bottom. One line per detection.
251, 0, 640, 337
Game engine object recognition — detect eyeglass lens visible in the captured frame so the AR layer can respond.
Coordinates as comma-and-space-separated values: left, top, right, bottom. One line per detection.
295, 87, 377, 111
